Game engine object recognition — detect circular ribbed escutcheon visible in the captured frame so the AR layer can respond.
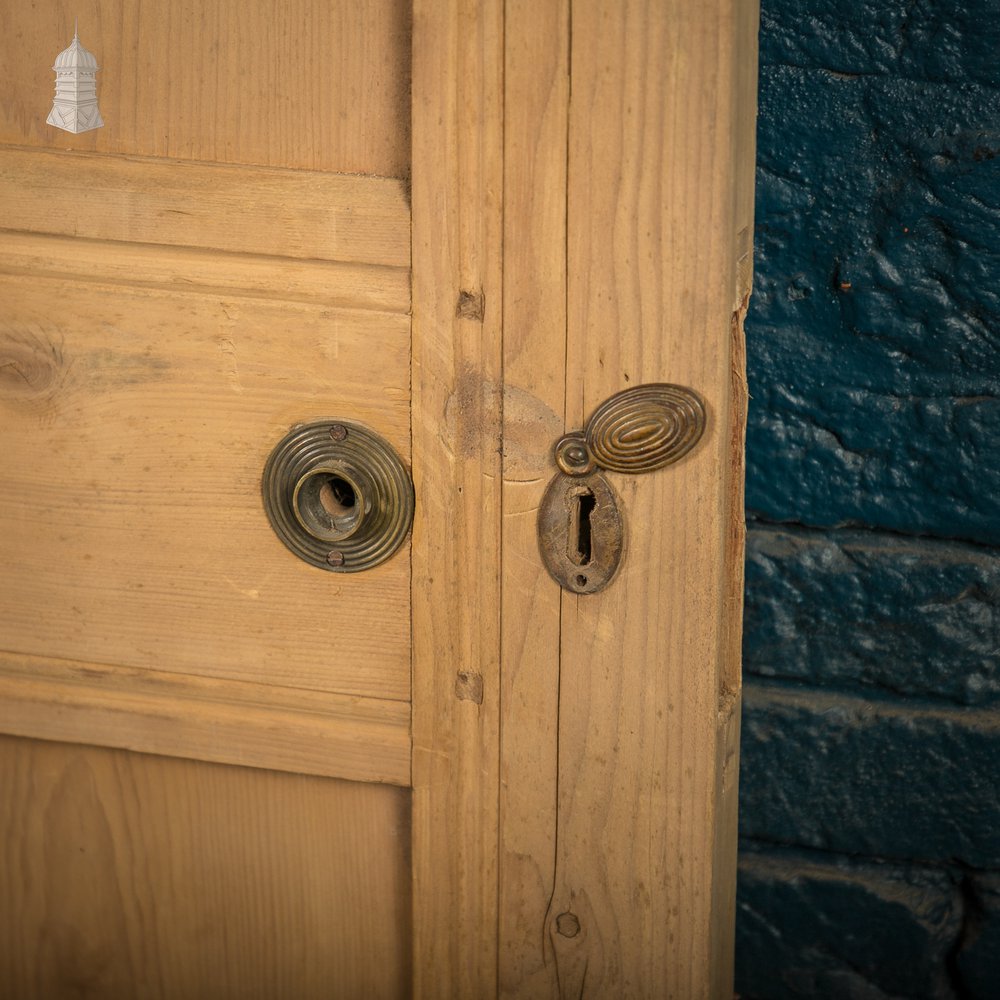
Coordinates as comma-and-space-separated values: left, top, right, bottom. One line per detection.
585, 383, 706, 474
262, 420, 414, 572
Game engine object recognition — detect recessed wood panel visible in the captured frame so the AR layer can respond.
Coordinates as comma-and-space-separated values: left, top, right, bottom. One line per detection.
0, 735, 412, 999
0, 273, 411, 701
0, 0, 411, 176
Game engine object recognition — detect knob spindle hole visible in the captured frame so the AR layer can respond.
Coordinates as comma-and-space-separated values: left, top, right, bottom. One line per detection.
319, 476, 357, 517
293, 468, 364, 542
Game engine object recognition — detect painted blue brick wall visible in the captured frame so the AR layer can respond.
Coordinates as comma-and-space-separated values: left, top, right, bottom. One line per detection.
737, 2, 1000, 997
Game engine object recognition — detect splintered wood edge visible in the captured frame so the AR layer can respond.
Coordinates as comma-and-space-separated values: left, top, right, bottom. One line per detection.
0, 651, 411, 786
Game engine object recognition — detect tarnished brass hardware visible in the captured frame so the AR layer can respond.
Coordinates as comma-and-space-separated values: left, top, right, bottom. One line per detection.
538, 472, 624, 594
555, 383, 706, 478
587, 383, 705, 473
262, 420, 414, 572
539, 383, 706, 592
554, 431, 597, 476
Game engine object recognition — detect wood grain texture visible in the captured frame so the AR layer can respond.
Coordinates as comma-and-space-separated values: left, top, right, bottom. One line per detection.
0, 148, 410, 266
0, 0, 410, 176
539, 2, 758, 996
0, 273, 411, 702
0, 651, 410, 785
0, 734, 412, 999
0, 230, 410, 314
410, 0, 504, 995
498, 1, 568, 995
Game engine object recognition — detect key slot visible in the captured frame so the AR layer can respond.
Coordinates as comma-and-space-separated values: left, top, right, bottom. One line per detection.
568, 487, 596, 567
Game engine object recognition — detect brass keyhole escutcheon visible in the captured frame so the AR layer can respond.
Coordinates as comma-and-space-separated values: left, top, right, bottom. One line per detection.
538, 472, 624, 594
538, 383, 707, 593
262, 420, 414, 572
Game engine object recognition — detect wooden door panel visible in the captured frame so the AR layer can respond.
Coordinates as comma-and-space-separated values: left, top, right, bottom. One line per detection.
0, 113, 412, 782
0, 0, 411, 176
0, 273, 410, 700
0, 3, 419, 996
0, 734, 411, 1000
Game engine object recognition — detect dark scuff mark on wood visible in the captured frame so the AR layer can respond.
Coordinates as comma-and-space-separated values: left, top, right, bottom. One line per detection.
455, 670, 484, 705
443, 364, 502, 461
455, 288, 485, 321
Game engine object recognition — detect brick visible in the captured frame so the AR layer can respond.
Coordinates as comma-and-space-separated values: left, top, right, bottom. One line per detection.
744, 525, 1000, 704
759, 0, 1000, 86
955, 872, 1000, 1000
739, 680, 1000, 866
735, 845, 961, 1000
746, 57, 1000, 543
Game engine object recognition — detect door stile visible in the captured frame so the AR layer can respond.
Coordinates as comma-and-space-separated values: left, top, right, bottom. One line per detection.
498, 0, 569, 996
410, 0, 505, 997
414, 0, 757, 996
544, 3, 757, 994
550, 0, 755, 997
500, 0, 758, 996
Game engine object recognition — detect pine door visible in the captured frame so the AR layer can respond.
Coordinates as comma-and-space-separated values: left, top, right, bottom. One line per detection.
0, 2, 757, 997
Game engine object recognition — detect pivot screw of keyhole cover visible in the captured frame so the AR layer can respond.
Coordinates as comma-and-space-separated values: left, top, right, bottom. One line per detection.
329, 424, 349, 441
554, 433, 596, 476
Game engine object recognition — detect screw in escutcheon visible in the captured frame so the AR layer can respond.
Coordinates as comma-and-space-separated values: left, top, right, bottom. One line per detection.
326, 550, 346, 567
329, 424, 349, 441
553, 432, 596, 476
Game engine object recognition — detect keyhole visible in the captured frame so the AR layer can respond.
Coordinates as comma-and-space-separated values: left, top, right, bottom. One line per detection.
569, 489, 596, 567
538, 471, 623, 593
